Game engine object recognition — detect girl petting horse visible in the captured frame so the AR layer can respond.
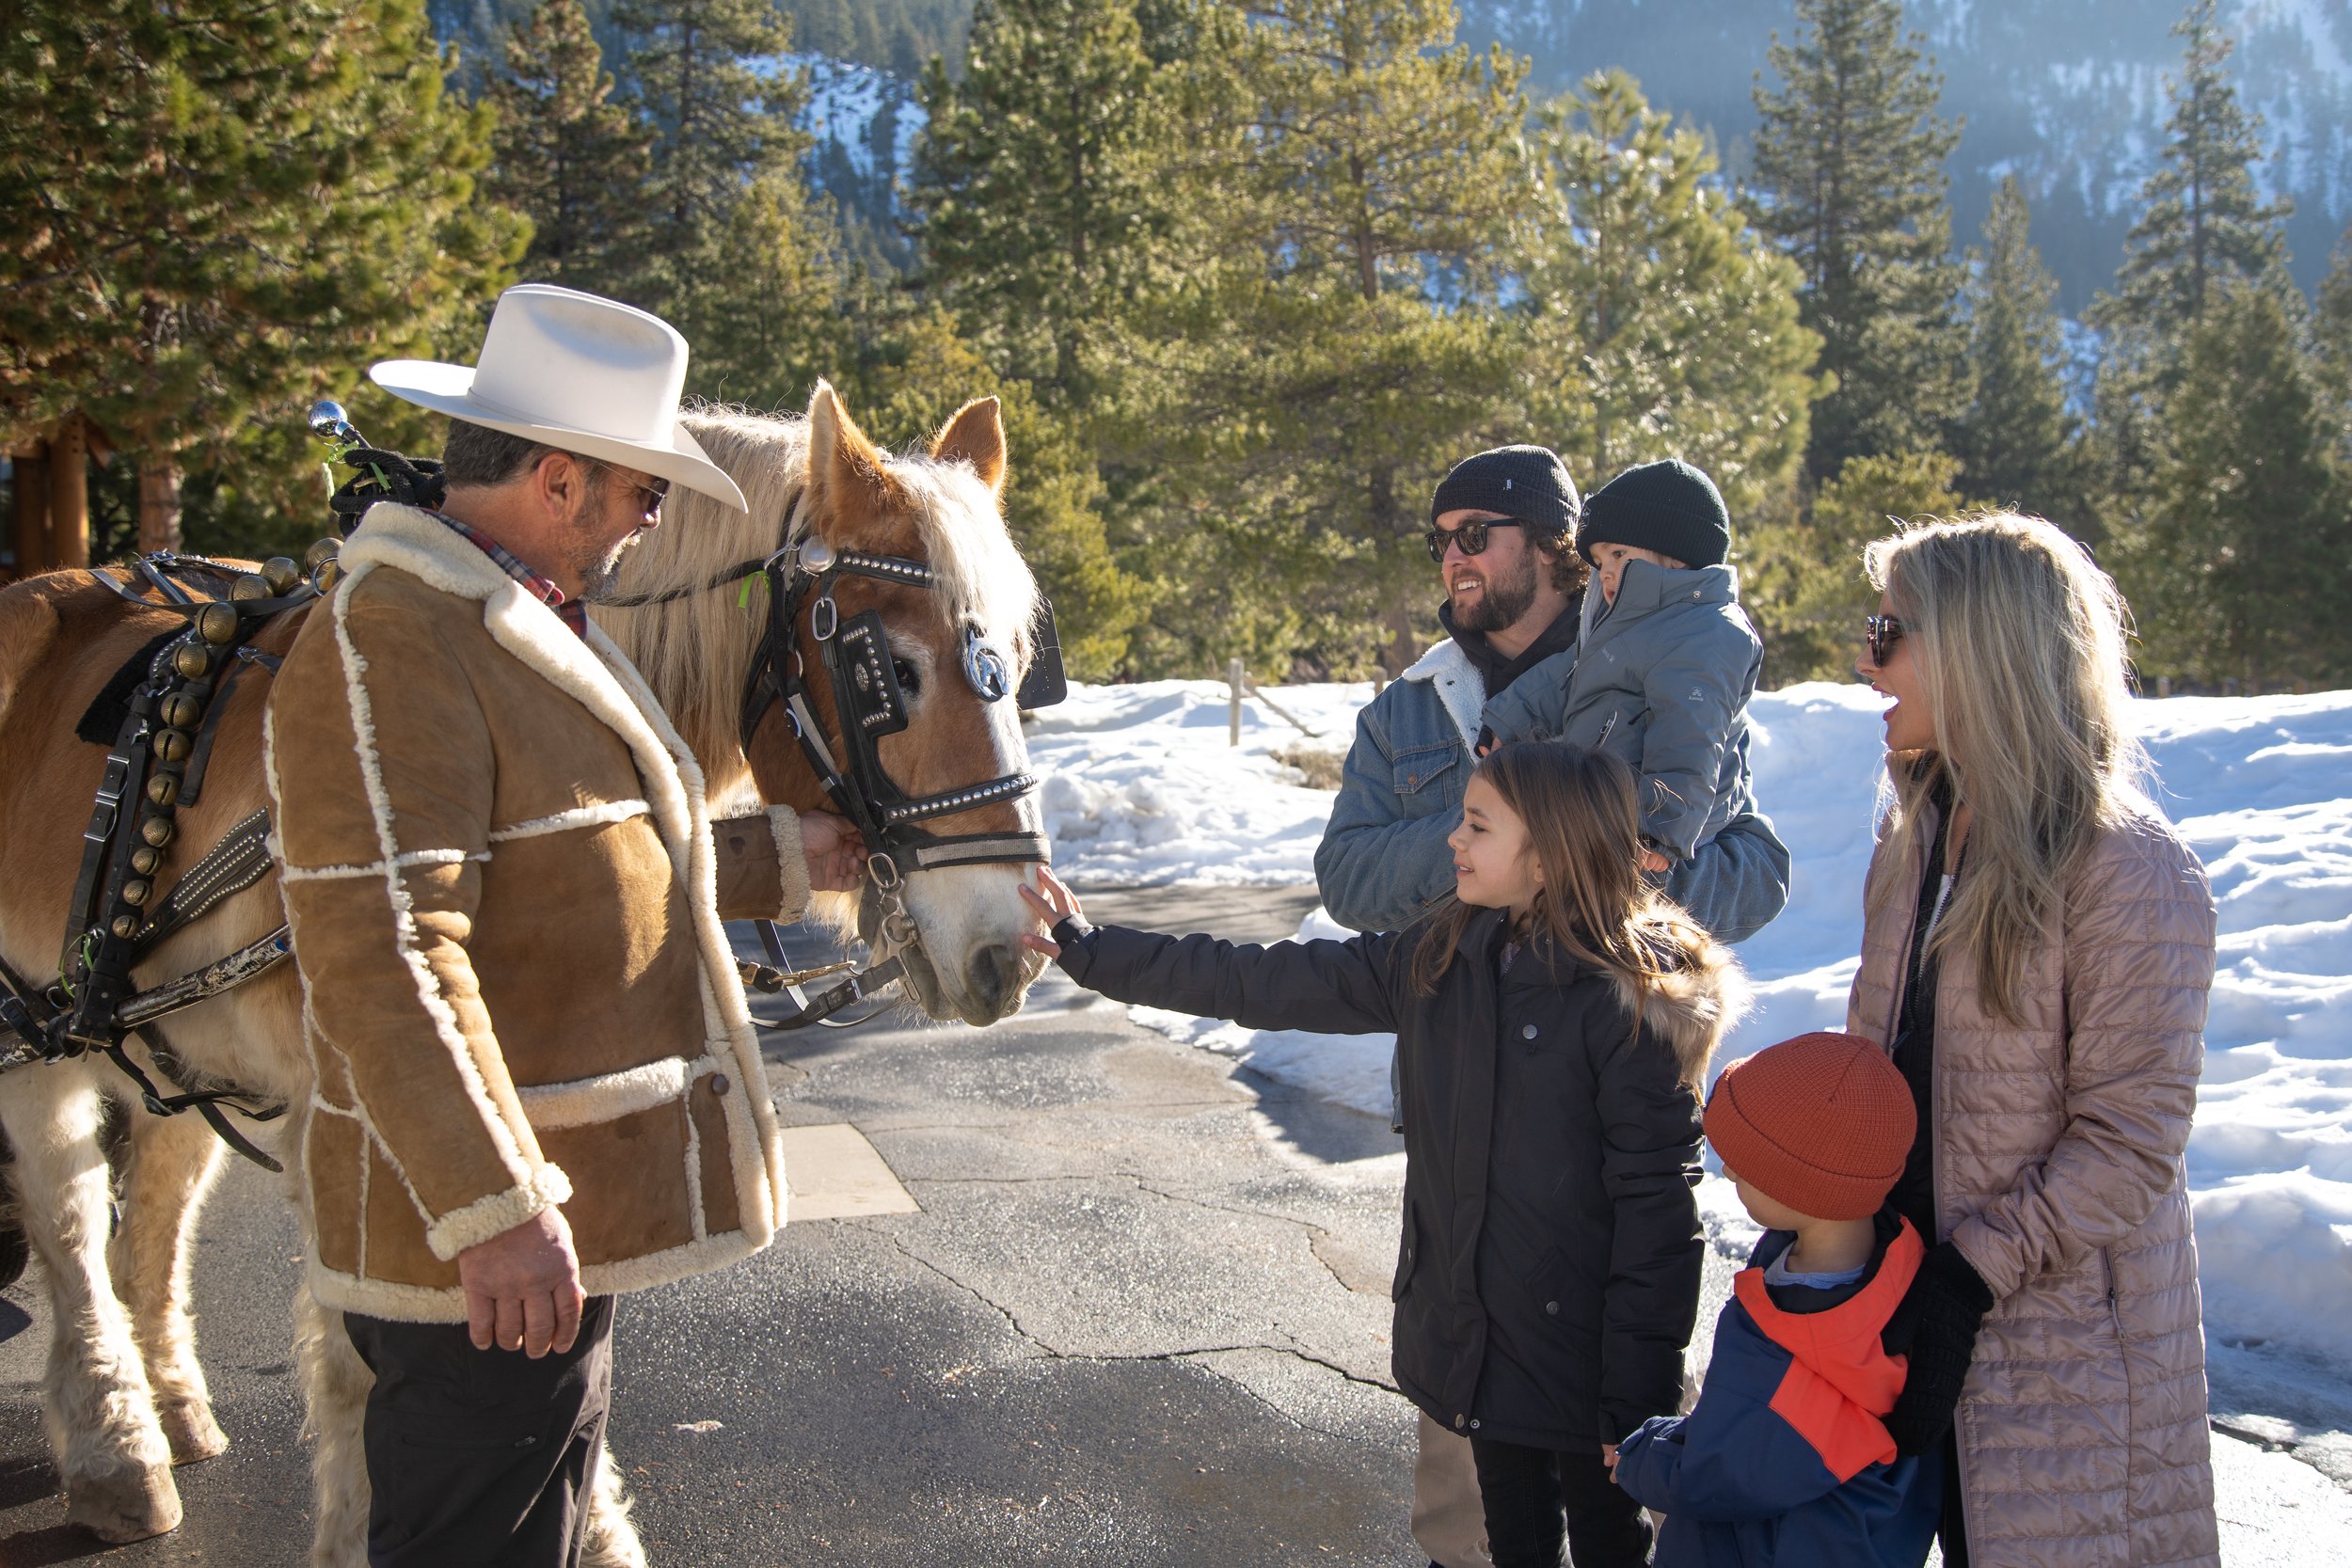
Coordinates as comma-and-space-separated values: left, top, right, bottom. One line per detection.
1021, 742, 1747, 1568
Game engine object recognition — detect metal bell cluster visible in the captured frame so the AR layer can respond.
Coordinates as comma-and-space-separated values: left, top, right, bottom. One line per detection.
111, 543, 322, 944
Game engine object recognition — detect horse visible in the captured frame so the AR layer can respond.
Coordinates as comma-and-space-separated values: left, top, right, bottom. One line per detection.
0, 382, 1054, 1560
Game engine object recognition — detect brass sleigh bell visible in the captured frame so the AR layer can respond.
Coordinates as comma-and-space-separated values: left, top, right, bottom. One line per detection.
262, 556, 302, 594
111, 914, 141, 940
161, 691, 203, 730
197, 601, 240, 644
230, 572, 272, 602
152, 728, 194, 765
145, 772, 179, 808
304, 537, 341, 571
172, 640, 213, 680
140, 816, 174, 847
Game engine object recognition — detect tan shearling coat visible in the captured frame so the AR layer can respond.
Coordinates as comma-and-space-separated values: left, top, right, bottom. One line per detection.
1848, 784, 2219, 1568
264, 504, 810, 1322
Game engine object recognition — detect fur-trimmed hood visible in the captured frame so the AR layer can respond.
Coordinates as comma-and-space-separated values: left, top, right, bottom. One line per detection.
1609, 927, 1751, 1090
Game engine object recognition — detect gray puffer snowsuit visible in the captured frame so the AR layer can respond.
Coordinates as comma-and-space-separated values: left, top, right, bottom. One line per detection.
1485, 558, 1765, 881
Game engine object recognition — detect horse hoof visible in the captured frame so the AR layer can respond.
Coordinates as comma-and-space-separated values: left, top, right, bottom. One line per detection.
162, 1400, 229, 1464
66, 1462, 183, 1543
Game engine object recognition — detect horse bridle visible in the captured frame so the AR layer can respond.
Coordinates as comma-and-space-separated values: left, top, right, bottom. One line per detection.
611, 500, 1064, 955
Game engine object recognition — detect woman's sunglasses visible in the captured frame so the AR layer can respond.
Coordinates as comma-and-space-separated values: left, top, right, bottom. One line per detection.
1864, 614, 1905, 667
1424, 517, 1527, 564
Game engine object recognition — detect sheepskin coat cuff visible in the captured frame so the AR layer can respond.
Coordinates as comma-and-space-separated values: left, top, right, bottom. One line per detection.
709, 808, 811, 922
423, 1164, 576, 1261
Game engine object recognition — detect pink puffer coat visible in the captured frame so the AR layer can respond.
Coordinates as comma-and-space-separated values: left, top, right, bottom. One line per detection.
1848, 788, 2219, 1568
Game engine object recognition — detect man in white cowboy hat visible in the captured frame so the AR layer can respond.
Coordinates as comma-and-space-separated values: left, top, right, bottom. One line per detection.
264, 284, 860, 1565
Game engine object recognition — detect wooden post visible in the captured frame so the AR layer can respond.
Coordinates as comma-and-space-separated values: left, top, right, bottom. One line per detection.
1228, 657, 1244, 747
2155, 675, 2171, 700
11, 449, 49, 573
47, 414, 89, 569
138, 452, 183, 555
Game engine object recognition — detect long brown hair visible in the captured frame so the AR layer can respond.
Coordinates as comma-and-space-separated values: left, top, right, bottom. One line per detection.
1864, 514, 2148, 1024
1410, 744, 1721, 1084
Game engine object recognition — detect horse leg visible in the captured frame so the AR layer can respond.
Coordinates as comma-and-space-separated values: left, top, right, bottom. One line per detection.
581, 1438, 649, 1568
0, 1063, 183, 1542
106, 1102, 229, 1463
294, 1275, 374, 1568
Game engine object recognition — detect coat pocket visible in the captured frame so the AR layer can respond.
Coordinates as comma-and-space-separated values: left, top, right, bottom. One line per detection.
1391, 743, 1460, 800
1392, 1207, 1421, 1302
516, 1056, 693, 1131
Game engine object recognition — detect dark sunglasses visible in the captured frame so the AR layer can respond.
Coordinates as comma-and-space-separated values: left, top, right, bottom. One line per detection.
1864, 614, 1905, 667
1424, 517, 1527, 564
597, 464, 670, 518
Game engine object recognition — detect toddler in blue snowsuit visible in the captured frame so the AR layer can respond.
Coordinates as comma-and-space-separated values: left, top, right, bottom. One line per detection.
1612, 1031, 1942, 1568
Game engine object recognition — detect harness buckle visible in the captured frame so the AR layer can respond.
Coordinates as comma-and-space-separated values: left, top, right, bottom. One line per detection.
867, 852, 902, 892
812, 593, 838, 643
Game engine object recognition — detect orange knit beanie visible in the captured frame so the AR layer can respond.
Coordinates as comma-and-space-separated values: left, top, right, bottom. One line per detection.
1704, 1031, 1916, 1222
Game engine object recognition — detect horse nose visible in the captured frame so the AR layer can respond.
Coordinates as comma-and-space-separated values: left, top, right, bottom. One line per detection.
966, 942, 1025, 1018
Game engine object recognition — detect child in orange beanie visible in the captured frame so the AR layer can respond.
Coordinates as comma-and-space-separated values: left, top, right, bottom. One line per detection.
1610, 1031, 1942, 1568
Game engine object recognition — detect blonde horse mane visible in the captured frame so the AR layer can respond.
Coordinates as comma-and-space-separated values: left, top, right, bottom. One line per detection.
592, 401, 1040, 807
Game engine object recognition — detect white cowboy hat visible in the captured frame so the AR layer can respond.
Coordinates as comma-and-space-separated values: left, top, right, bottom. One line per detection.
370, 283, 749, 513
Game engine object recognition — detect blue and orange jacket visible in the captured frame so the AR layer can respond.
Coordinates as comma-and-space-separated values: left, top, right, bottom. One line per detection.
1613, 1214, 1943, 1568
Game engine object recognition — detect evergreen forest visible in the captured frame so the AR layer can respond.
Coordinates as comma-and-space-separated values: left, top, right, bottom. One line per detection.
7, 0, 2351, 691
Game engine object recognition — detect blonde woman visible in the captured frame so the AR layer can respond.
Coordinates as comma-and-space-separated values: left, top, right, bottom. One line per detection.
1851, 514, 2218, 1568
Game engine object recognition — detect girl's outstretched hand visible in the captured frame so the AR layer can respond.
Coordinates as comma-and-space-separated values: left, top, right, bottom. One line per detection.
1017, 865, 1084, 958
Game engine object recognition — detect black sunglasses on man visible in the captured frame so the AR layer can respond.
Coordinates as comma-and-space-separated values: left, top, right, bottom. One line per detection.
1424, 517, 1532, 565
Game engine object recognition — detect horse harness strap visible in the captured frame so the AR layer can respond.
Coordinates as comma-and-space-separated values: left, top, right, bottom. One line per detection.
2, 553, 321, 1168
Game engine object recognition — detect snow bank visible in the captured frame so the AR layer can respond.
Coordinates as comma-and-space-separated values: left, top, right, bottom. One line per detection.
1032, 680, 2352, 1379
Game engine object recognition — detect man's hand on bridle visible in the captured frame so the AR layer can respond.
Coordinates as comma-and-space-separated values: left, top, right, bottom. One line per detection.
799, 810, 867, 892
458, 1207, 584, 1358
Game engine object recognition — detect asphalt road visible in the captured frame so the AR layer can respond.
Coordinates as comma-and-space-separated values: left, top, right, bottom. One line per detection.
3, 886, 2348, 1566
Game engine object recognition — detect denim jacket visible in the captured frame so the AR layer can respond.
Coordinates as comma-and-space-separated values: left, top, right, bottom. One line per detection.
1313, 638, 1486, 936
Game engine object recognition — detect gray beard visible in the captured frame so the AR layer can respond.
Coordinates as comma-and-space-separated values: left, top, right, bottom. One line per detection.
1452, 550, 1540, 633
571, 532, 636, 604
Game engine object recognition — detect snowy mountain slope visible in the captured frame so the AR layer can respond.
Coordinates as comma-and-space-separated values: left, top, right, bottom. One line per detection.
1460, 0, 2352, 308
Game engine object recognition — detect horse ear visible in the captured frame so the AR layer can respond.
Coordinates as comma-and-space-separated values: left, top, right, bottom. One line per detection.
805, 379, 896, 516
930, 396, 1007, 497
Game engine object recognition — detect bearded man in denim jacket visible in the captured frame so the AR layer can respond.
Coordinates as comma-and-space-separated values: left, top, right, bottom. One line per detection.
1316, 447, 1788, 945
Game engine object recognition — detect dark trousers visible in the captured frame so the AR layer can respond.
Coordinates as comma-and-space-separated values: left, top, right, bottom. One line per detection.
342, 1296, 616, 1568
1469, 1437, 1652, 1568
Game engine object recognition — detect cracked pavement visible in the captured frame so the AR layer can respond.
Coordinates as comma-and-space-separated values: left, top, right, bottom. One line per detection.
5, 883, 2349, 1563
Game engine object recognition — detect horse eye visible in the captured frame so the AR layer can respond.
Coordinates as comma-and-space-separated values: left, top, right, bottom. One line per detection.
892, 657, 921, 694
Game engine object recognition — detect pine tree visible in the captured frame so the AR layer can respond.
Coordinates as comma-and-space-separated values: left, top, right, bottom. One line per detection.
1517, 70, 1819, 516
487, 0, 653, 300
2134, 282, 2351, 689
1128, 0, 1533, 674
1952, 176, 2079, 527
614, 0, 804, 278
2090, 0, 2291, 354
910, 0, 1170, 403
1749, 0, 1967, 482
2312, 228, 2352, 452
1744, 449, 1973, 683
0, 0, 522, 552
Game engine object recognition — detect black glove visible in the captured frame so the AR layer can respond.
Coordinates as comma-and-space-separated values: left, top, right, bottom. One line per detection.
1882, 1242, 1995, 1457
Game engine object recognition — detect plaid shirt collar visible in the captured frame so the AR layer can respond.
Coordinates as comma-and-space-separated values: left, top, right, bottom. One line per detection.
426, 511, 589, 639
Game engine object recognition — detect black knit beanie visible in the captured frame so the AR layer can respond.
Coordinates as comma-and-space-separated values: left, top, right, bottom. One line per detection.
1429, 445, 1579, 540
1575, 458, 1730, 567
